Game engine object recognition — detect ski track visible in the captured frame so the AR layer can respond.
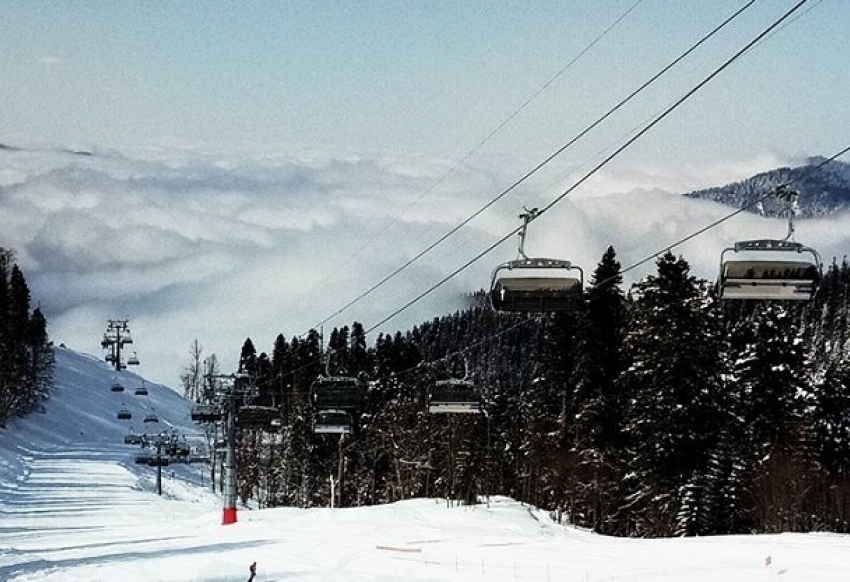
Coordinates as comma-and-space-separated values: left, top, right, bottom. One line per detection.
0, 347, 848, 581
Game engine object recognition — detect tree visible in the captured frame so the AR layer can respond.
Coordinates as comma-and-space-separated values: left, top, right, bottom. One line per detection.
621, 252, 726, 536
181, 339, 204, 401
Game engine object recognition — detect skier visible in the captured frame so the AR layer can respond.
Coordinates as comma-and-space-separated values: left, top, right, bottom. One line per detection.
247, 562, 256, 582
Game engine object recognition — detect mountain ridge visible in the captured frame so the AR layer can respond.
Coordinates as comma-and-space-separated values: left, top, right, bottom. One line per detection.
684, 156, 850, 218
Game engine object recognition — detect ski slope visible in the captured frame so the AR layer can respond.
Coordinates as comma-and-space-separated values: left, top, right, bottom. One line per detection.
1, 347, 848, 581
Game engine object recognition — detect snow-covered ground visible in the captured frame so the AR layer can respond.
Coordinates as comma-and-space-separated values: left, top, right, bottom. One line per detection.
1, 347, 848, 581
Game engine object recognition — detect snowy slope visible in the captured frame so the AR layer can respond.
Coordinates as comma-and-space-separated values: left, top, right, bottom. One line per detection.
1, 347, 849, 581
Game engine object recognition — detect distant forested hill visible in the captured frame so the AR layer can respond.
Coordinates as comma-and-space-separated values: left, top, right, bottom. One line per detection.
684, 157, 850, 217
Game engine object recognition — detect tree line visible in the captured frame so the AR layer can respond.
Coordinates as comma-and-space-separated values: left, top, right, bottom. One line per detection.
190, 246, 850, 538
0, 248, 53, 427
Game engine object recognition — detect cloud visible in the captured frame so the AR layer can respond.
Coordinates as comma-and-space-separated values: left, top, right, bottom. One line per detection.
3, 145, 848, 388
37, 56, 62, 66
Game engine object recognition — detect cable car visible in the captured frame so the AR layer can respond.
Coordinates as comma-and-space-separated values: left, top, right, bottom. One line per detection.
236, 405, 279, 430
428, 379, 482, 414
190, 403, 222, 423
718, 239, 821, 301
143, 413, 159, 424
490, 208, 583, 313
309, 376, 366, 412
116, 408, 132, 420
110, 381, 125, 393
313, 409, 354, 434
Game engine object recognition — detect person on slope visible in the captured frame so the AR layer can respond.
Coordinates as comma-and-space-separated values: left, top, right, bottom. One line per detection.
247, 561, 256, 582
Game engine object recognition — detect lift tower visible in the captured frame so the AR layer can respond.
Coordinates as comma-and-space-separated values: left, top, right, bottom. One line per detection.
101, 318, 140, 371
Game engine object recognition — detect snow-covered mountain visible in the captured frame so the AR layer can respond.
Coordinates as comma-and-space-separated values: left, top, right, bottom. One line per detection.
684, 157, 850, 217
1, 347, 848, 581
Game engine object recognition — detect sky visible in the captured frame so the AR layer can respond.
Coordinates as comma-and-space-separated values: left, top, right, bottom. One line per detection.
2, 347, 849, 581
1, 0, 850, 386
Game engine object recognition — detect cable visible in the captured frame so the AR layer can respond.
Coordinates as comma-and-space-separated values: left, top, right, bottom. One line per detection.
364, 0, 810, 335
312, 0, 760, 331
614, 143, 850, 281
286, 1, 647, 330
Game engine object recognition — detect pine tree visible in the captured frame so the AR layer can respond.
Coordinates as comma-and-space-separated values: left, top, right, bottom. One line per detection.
622, 252, 726, 536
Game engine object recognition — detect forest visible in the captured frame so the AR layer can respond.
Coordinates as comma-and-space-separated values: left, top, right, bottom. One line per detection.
0, 247, 53, 428
187, 246, 850, 538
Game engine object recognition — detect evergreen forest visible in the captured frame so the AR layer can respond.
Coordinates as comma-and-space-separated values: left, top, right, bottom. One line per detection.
0, 247, 53, 427
194, 247, 850, 538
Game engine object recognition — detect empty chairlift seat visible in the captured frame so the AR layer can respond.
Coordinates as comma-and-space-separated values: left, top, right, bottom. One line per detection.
190, 403, 222, 423
309, 377, 366, 412
116, 408, 132, 420
313, 409, 354, 434
110, 382, 125, 393
428, 379, 482, 414
236, 405, 278, 430
490, 258, 584, 313
718, 240, 821, 301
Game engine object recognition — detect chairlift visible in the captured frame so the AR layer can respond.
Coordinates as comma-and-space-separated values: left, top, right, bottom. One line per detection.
124, 433, 142, 445
490, 208, 583, 313
718, 239, 821, 301
127, 352, 140, 366
143, 413, 159, 424
190, 403, 222, 423
110, 381, 125, 393
121, 333, 133, 345
134, 454, 152, 465
134, 384, 149, 396
309, 376, 366, 412
718, 187, 823, 301
116, 408, 132, 421
313, 409, 354, 435
428, 379, 482, 414
147, 457, 169, 467
105, 353, 115, 363
236, 405, 279, 430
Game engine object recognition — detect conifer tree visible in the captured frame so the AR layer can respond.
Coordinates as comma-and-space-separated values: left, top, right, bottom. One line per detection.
622, 252, 726, 536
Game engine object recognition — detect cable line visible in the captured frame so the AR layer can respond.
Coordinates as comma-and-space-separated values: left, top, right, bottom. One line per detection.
291, 1, 646, 330
363, 0, 810, 335
614, 143, 850, 282
313, 0, 759, 331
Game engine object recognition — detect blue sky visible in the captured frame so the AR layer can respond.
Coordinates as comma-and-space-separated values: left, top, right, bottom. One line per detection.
2, 0, 850, 387
3, 1, 847, 161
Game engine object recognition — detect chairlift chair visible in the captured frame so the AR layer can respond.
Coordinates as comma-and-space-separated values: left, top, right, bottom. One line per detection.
134, 454, 152, 465
190, 403, 222, 423
121, 333, 133, 345
116, 408, 132, 420
428, 379, 482, 414
124, 433, 142, 445
143, 413, 159, 424
110, 382, 125, 393
127, 353, 140, 366
105, 353, 115, 363
236, 405, 279, 430
309, 376, 366, 412
718, 239, 821, 301
489, 208, 584, 313
313, 409, 354, 435
134, 384, 149, 396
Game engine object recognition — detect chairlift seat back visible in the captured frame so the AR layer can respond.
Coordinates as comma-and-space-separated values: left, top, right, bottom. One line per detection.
718, 239, 821, 301
428, 380, 482, 414
313, 410, 353, 434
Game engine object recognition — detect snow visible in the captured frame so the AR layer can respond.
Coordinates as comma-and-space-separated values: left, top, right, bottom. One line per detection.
2, 347, 849, 581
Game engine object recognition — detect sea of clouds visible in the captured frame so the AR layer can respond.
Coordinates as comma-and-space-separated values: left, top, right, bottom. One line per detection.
2, 144, 847, 388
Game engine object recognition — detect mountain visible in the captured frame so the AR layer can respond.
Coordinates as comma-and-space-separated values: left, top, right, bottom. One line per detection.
684, 157, 850, 217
